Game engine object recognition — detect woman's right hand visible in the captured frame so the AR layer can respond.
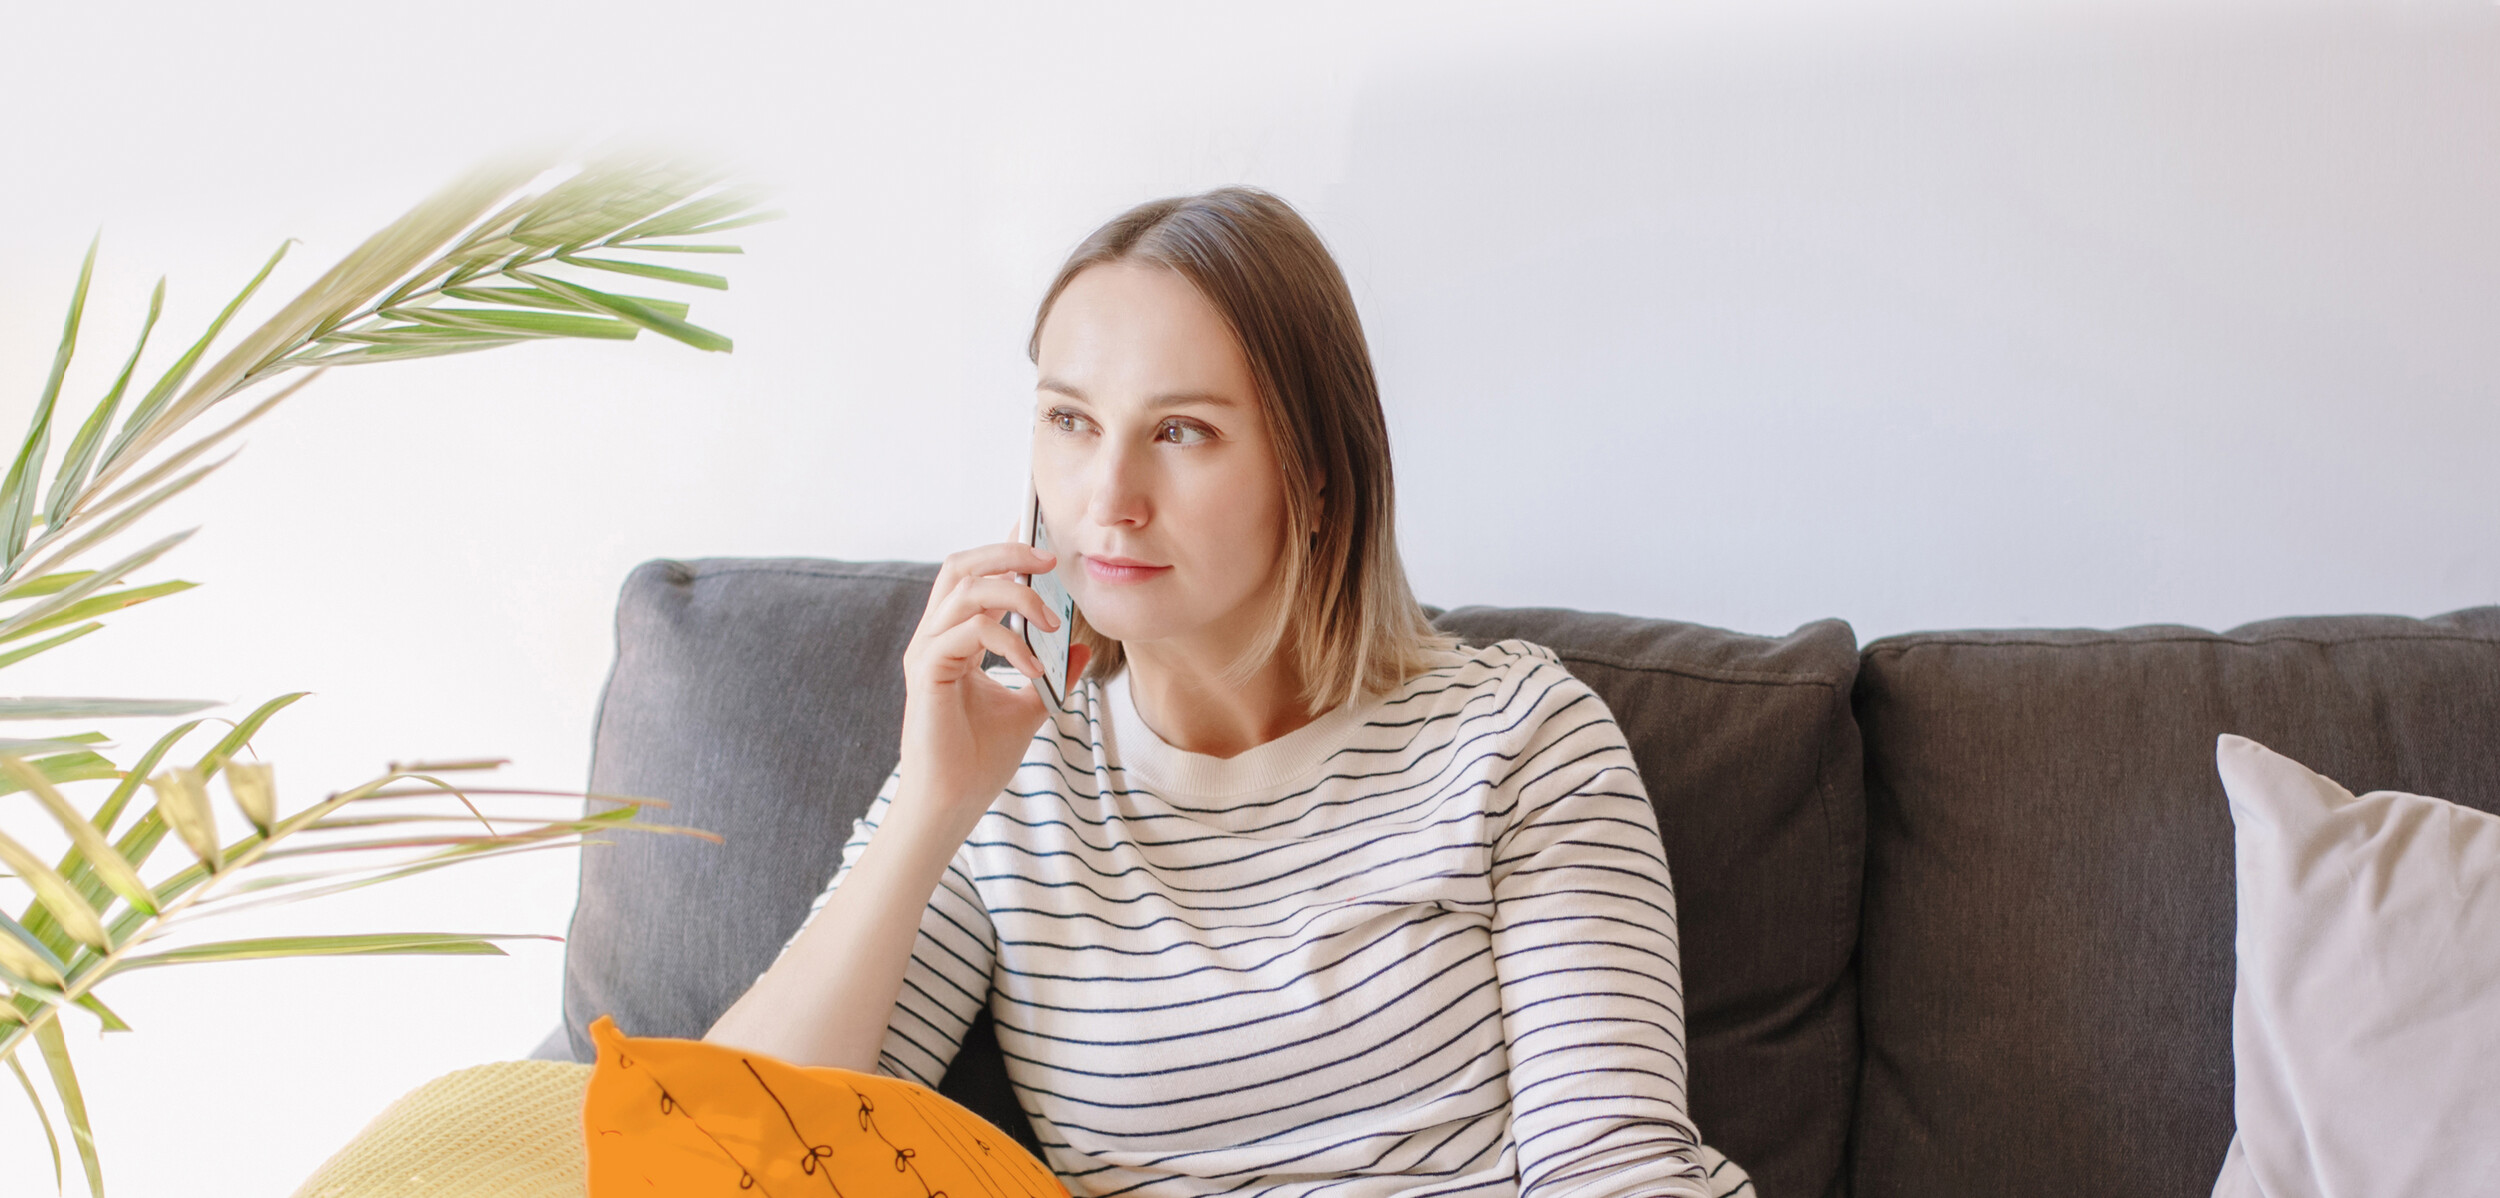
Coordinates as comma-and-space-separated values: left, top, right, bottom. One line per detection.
707, 544, 1089, 1069
896, 541, 1092, 836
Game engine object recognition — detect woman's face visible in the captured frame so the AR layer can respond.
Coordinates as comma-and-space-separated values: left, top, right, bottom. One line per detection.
1031, 261, 1289, 664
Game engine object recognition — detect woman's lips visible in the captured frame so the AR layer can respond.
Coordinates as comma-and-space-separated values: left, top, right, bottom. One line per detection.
1081, 554, 1171, 585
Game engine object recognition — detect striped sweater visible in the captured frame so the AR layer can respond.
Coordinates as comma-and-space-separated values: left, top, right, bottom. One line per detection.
786, 639, 1751, 1198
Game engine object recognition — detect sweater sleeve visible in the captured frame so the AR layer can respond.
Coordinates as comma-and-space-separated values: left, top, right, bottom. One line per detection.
775, 764, 999, 1088
1489, 658, 1710, 1198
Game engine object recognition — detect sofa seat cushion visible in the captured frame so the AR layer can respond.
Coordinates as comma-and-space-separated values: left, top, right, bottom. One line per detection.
1850, 608, 2500, 1198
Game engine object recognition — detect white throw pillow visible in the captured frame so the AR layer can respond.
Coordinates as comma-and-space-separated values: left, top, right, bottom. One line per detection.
2209, 734, 2500, 1198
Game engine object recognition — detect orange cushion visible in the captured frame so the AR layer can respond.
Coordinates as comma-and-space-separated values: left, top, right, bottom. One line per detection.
582, 1015, 1068, 1198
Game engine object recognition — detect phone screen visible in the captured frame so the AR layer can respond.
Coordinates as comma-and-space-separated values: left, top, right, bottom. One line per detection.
1021, 500, 1077, 706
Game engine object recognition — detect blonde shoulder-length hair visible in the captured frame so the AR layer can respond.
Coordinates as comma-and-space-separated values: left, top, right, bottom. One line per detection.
1030, 187, 1455, 716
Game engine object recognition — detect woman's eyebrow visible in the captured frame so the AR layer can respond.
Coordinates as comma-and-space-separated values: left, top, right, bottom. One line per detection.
1148, 391, 1240, 411
1034, 379, 1240, 411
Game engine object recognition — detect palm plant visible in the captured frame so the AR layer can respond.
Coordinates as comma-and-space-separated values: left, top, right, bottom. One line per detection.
0, 154, 769, 1196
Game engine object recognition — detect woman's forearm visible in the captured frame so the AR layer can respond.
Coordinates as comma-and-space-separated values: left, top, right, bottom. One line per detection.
708, 538, 1068, 1070
703, 781, 977, 1071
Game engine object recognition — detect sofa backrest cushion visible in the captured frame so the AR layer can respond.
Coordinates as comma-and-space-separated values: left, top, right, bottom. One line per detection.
559, 559, 1867, 1197
553, 560, 1051, 1135
1849, 607, 2500, 1198
1433, 606, 1865, 1198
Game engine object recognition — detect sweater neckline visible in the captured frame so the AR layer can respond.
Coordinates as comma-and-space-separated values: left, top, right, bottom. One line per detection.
1102, 669, 1378, 801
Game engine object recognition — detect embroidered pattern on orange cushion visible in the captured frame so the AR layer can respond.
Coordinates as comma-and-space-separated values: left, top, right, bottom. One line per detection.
584, 1016, 1069, 1197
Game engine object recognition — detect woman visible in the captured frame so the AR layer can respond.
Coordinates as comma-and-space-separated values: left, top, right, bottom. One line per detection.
708, 189, 1750, 1198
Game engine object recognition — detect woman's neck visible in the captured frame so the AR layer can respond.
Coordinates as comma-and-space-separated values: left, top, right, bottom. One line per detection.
1120, 641, 1317, 760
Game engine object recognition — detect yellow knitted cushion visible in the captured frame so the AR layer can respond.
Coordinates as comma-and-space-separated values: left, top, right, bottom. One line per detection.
290, 1059, 593, 1198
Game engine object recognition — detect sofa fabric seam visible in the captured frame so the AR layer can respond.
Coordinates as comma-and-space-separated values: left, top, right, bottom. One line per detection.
560, 558, 653, 1065
1811, 647, 1857, 1198
1863, 629, 2500, 657
1550, 649, 1851, 691
680, 561, 936, 584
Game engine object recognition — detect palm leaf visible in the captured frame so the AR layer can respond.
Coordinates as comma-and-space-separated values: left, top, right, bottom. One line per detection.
90, 721, 203, 842
144, 769, 220, 872
0, 580, 195, 646
439, 285, 690, 321
3, 758, 156, 917
90, 241, 291, 485
45, 278, 165, 528
255, 828, 571, 860
0, 751, 118, 801
0, 913, 68, 987
115, 931, 538, 971
0, 157, 757, 1192
556, 255, 728, 290
47, 721, 207, 924
609, 187, 774, 241
0, 829, 110, 951
83, 162, 529, 498
71, 995, 128, 1034
223, 763, 275, 834
0, 624, 102, 672
673, 211, 784, 238
390, 307, 640, 340
0, 571, 92, 601
2, 237, 98, 567
142, 164, 541, 466
507, 268, 731, 352
0, 738, 107, 757
0, 699, 214, 721
380, 758, 512, 774
0, 528, 193, 644
5, 1048, 61, 1191
284, 338, 529, 367
308, 326, 506, 347
438, 283, 591, 312
193, 692, 305, 782
32, 1019, 100, 1198
14, 455, 229, 597
99, 817, 177, 943
21, 371, 316, 586
511, 159, 721, 250
193, 838, 595, 914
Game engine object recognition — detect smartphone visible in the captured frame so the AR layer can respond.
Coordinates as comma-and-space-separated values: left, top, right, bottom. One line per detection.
1013, 485, 1077, 707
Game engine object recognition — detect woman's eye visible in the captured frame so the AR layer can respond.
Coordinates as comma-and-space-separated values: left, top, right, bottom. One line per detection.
1044, 408, 1091, 434
1157, 420, 1211, 445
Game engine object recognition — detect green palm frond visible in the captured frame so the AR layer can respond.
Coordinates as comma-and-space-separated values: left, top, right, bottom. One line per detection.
0, 153, 762, 1195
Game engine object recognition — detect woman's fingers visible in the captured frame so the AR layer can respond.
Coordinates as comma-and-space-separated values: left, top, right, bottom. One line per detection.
923, 542, 1057, 618
917, 607, 1051, 687
923, 573, 1062, 641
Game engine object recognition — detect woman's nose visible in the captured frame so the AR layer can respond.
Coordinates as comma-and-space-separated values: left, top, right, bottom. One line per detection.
1085, 442, 1152, 529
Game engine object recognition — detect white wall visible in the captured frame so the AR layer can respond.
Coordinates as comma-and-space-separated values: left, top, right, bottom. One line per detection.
0, 1, 2493, 1191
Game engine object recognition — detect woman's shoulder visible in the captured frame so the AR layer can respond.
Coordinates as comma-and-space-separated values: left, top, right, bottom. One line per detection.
1406, 635, 1569, 686
1384, 636, 1594, 720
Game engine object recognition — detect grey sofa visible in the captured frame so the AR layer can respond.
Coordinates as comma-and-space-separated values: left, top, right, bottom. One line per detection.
536, 557, 2500, 1198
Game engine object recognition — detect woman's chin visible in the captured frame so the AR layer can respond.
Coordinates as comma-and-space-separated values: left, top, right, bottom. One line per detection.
1078, 617, 1155, 648
1072, 602, 1179, 650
